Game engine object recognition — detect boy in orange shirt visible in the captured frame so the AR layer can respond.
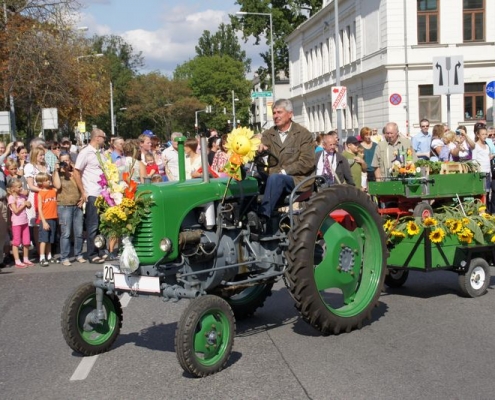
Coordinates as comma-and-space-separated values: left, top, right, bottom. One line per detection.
36, 168, 61, 267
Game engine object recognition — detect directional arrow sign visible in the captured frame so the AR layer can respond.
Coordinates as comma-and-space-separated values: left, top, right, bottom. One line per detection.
433, 56, 464, 95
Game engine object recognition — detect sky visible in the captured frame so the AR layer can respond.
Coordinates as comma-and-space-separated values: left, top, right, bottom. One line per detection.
78, 0, 268, 77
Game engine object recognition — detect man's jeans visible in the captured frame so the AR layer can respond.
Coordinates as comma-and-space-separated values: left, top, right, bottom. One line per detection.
260, 173, 295, 217
85, 196, 100, 260
58, 205, 84, 261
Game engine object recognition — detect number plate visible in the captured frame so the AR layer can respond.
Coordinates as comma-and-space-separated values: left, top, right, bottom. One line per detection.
103, 264, 160, 293
103, 264, 118, 283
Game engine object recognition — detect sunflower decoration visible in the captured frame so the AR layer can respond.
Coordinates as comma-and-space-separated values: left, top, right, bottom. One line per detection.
383, 219, 394, 233
422, 217, 438, 227
458, 228, 474, 244
406, 221, 420, 236
224, 127, 261, 181
429, 228, 446, 243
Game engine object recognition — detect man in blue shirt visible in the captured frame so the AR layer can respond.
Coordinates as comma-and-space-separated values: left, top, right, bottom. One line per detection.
412, 118, 432, 160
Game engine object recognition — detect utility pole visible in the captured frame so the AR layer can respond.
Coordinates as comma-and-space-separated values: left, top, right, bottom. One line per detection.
3, 1, 16, 140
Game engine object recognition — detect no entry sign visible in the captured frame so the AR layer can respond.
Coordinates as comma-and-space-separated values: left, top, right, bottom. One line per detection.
389, 93, 402, 106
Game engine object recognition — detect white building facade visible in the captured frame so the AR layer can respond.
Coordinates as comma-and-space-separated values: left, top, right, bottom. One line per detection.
286, 0, 495, 137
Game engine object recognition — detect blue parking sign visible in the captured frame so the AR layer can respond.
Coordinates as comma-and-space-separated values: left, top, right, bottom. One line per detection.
487, 81, 495, 99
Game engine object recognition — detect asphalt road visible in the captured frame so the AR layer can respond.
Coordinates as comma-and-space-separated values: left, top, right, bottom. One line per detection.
1, 263, 495, 400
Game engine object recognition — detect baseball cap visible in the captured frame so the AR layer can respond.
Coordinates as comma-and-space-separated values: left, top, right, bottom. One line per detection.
346, 136, 361, 145
142, 130, 155, 137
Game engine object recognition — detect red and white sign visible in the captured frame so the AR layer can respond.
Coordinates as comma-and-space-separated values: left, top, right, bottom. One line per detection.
389, 93, 402, 106
331, 86, 347, 110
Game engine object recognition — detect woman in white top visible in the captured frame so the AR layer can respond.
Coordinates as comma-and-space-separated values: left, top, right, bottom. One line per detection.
429, 124, 445, 162
472, 125, 492, 191
184, 138, 202, 179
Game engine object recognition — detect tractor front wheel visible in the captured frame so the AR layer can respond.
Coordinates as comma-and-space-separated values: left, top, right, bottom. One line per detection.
175, 295, 235, 377
61, 282, 123, 355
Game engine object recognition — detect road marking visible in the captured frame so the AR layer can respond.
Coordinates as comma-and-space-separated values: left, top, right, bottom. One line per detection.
70, 292, 131, 381
70, 355, 98, 381
120, 292, 131, 308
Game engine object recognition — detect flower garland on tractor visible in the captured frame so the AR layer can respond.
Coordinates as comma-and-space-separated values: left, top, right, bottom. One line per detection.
95, 153, 153, 239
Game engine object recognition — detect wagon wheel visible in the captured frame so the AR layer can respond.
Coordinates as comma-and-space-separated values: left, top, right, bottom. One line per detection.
458, 258, 491, 298
175, 295, 235, 377
286, 185, 387, 335
384, 269, 409, 288
413, 202, 433, 220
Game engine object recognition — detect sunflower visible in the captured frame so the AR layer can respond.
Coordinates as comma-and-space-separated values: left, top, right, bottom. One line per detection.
406, 221, 420, 236
225, 127, 260, 164
462, 217, 470, 226
458, 228, 474, 244
391, 230, 406, 238
479, 205, 487, 213
383, 220, 394, 232
449, 220, 463, 234
429, 228, 446, 243
491, 235, 495, 243
423, 217, 438, 227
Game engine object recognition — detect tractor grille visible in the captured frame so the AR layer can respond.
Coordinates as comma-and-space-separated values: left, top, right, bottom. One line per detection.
133, 213, 154, 257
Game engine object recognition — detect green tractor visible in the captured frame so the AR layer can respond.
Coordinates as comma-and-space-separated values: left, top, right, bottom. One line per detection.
61, 134, 387, 377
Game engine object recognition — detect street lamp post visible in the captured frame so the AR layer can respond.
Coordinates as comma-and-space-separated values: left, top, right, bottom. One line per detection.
76, 53, 103, 122
236, 11, 275, 101
232, 90, 239, 129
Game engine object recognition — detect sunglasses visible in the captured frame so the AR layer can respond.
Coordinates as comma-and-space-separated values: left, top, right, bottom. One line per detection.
421, 125, 429, 128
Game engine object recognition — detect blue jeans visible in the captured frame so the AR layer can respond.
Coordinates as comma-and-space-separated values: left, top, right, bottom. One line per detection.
259, 173, 295, 217
58, 205, 84, 261
85, 196, 100, 259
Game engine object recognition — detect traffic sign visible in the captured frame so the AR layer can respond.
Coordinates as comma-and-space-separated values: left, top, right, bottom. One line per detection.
433, 56, 464, 95
0, 111, 11, 134
390, 93, 402, 106
251, 91, 273, 99
486, 81, 495, 99
331, 86, 347, 110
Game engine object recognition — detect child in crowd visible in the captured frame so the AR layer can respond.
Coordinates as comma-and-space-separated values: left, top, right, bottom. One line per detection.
36, 169, 61, 267
144, 152, 159, 179
151, 173, 163, 183
7, 179, 33, 268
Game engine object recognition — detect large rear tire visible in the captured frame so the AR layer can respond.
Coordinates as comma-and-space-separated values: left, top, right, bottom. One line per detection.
175, 295, 235, 377
286, 185, 386, 335
225, 281, 274, 319
61, 282, 123, 355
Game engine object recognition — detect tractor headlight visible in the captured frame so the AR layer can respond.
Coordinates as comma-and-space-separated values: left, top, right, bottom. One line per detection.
94, 235, 106, 249
160, 238, 172, 253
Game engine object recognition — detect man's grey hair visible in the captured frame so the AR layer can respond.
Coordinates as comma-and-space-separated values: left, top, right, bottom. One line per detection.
29, 137, 46, 150
171, 132, 183, 140
272, 99, 293, 113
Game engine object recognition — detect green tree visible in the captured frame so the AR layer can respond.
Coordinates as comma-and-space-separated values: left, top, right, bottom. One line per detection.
195, 23, 251, 73
124, 72, 202, 139
174, 55, 252, 132
231, 0, 323, 86
88, 34, 145, 135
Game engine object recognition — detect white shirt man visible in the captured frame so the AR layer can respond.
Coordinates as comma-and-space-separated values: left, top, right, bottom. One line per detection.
162, 132, 183, 181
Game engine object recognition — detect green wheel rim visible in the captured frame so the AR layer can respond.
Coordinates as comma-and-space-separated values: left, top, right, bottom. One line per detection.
314, 202, 383, 318
192, 309, 232, 367
77, 293, 119, 346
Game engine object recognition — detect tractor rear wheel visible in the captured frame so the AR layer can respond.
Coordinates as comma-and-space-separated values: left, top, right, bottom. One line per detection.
175, 295, 235, 377
286, 185, 386, 335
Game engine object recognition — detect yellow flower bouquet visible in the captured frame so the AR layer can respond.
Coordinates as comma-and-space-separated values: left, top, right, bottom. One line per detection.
95, 153, 153, 239
383, 200, 495, 245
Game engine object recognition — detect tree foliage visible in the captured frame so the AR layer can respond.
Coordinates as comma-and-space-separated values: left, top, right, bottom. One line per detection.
174, 55, 252, 132
124, 72, 202, 139
231, 0, 323, 85
195, 23, 251, 73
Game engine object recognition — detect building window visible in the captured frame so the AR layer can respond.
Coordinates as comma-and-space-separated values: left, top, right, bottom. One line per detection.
464, 82, 485, 120
418, 85, 441, 123
417, 0, 438, 44
463, 0, 484, 42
